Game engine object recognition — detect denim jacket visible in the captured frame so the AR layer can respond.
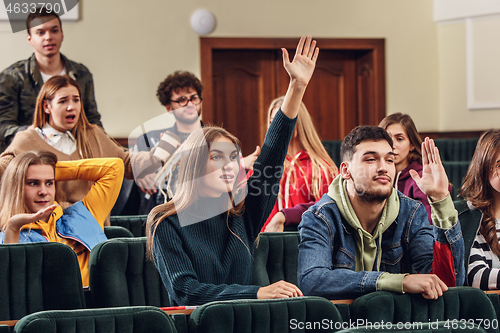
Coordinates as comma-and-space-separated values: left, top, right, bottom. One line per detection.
297, 192, 465, 300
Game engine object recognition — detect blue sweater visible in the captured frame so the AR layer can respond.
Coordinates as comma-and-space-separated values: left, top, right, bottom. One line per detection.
152, 109, 296, 306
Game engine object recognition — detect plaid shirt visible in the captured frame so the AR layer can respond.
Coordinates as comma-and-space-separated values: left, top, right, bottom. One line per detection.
0, 53, 102, 152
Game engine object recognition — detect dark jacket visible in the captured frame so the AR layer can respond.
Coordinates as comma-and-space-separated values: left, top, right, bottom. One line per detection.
0, 53, 102, 152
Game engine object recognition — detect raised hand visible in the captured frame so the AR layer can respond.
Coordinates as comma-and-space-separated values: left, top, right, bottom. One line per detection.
282, 35, 319, 87
409, 137, 449, 202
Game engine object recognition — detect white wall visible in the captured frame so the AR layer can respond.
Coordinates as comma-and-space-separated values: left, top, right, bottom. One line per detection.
437, 1, 500, 131
1, 0, 440, 136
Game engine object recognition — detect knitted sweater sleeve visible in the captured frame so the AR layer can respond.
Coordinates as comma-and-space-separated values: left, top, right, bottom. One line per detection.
153, 220, 260, 306
244, 109, 297, 237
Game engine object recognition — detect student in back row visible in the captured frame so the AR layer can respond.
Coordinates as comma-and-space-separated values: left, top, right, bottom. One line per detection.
0, 8, 102, 153
0, 75, 158, 223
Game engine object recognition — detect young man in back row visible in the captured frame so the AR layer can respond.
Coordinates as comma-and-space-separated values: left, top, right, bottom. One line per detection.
0, 8, 102, 153
298, 126, 464, 300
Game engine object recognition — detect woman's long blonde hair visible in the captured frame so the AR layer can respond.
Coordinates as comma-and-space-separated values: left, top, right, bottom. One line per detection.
146, 126, 245, 259
33, 75, 96, 159
0, 151, 57, 230
461, 129, 500, 256
267, 97, 338, 201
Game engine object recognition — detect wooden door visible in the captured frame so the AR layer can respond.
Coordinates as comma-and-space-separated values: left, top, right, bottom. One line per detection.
200, 38, 385, 156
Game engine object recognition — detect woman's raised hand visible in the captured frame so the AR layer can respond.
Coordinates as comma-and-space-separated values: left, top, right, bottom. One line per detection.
282, 35, 319, 88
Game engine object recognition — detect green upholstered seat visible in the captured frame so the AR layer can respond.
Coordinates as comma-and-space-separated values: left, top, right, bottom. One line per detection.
434, 138, 478, 162
110, 215, 148, 237
252, 232, 300, 287
13, 306, 177, 333
322, 140, 342, 166
442, 161, 470, 200
350, 287, 497, 333
88, 237, 170, 308
456, 203, 482, 285
103, 226, 134, 239
0, 242, 85, 321
188, 296, 343, 333
337, 321, 487, 332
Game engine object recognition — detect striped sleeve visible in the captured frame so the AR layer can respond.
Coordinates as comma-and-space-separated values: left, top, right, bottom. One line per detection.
467, 231, 500, 290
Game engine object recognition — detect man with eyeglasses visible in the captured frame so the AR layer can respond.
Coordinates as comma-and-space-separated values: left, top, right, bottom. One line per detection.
132, 71, 204, 214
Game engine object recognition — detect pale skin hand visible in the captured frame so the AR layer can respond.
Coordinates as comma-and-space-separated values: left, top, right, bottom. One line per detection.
264, 212, 286, 232
257, 280, 303, 299
241, 146, 261, 171
3, 204, 58, 243
402, 274, 448, 300
280, 36, 319, 119
137, 173, 158, 195
409, 137, 449, 202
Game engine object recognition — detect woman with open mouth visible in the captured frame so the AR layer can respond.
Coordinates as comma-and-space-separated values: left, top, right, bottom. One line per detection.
0, 75, 157, 222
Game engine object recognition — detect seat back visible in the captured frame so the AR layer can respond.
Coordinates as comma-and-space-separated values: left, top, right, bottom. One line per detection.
13, 306, 177, 333
188, 297, 343, 333
0, 242, 85, 321
103, 226, 134, 239
89, 237, 170, 308
434, 138, 478, 162
110, 215, 148, 237
350, 287, 497, 333
322, 140, 342, 166
442, 161, 470, 200
456, 204, 482, 285
252, 232, 300, 286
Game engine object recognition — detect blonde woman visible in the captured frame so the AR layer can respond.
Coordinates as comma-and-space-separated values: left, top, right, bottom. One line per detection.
147, 36, 317, 306
0, 152, 124, 287
262, 97, 338, 232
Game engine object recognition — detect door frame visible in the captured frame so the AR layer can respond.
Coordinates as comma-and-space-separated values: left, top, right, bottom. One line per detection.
200, 37, 386, 126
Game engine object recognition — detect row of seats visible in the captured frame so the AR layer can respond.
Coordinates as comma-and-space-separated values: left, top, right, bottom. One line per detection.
1, 228, 498, 332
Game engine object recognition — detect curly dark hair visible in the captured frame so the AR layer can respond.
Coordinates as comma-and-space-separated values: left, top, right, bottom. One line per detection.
156, 71, 203, 106
340, 125, 393, 162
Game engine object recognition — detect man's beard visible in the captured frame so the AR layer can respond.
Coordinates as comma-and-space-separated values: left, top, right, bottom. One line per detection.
173, 106, 201, 125
352, 175, 392, 204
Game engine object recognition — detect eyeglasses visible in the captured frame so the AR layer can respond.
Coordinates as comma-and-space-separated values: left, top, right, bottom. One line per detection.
170, 95, 202, 107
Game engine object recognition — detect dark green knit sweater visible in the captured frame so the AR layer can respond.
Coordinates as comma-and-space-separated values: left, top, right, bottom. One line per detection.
153, 109, 297, 306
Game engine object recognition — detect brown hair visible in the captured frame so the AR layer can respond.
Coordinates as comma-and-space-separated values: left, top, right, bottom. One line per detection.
26, 7, 62, 35
0, 151, 57, 230
146, 126, 245, 259
33, 75, 96, 159
156, 71, 203, 106
461, 129, 500, 256
379, 112, 422, 164
267, 97, 338, 201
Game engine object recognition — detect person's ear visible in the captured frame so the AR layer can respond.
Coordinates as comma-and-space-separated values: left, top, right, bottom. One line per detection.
44, 100, 51, 114
409, 143, 415, 152
340, 162, 351, 180
27, 32, 33, 45
165, 104, 173, 112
